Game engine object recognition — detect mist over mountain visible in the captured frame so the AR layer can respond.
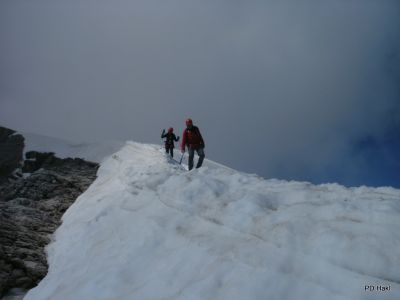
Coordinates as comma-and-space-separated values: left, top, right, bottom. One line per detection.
1, 0, 399, 187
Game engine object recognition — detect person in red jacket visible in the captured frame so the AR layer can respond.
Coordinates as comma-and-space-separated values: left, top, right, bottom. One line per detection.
181, 118, 205, 170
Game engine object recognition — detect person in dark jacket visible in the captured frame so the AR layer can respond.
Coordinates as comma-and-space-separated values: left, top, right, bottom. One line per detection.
181, 118, 205, 170
161, 127, 179, 158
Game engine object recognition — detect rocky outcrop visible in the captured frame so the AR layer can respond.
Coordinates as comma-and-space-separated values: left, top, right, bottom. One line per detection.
0, 127, 24, 179
22, 151, 57, 173
0, 129, 99, 298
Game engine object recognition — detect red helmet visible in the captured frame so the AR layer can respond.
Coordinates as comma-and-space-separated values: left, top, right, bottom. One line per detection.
186, 118, 193, 126
168, 127, 173, 133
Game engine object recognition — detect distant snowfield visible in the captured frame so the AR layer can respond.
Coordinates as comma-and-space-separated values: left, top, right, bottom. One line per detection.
22, 132, 125, 163
24, 142, 400, 300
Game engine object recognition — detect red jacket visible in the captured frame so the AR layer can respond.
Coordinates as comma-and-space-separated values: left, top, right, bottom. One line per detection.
181, 126, 205, 151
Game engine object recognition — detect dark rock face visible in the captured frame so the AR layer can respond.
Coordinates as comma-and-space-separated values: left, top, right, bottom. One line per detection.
0, 127, 24, 178
22, 151, 56, 173
0, 134, 99, 298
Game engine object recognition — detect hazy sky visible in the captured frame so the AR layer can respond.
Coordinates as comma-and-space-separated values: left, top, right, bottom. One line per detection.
1, 0, 399, 187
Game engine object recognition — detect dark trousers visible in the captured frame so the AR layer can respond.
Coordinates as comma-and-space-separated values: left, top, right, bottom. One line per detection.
188, 147, 205, 170
165, 146, 174, 157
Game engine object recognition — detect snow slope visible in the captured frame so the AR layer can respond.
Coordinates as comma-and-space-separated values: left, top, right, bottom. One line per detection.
22, 132, 124, 163
25, 142, 400, 300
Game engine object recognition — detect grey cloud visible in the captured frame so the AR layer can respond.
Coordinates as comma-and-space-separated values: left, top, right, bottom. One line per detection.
1, 0, 399, 186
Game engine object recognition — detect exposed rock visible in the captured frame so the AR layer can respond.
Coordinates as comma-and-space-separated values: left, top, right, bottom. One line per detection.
0, 134, 99, 298
22, 151, 56, 173
0, 127, 24, 179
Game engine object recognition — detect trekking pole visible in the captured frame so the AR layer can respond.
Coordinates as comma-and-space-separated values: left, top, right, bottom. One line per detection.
179, 152, 184, 164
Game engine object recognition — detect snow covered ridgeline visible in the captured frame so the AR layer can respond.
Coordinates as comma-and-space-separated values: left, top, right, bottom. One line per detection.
25, 142, 400, 300
22, 132, 125, 163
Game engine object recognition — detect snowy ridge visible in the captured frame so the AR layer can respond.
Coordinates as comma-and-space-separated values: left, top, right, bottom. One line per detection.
25, 142, 400, 300
22, 132, 125, 163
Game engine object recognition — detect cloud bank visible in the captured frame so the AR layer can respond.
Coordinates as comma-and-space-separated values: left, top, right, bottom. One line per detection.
1, 0, 399, 186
